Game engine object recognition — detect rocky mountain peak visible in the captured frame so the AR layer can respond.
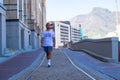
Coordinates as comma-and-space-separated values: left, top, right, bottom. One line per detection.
70, 7, 117, 38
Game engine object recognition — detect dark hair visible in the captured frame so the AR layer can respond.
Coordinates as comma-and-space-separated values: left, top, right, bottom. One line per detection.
46, 22, 52, 27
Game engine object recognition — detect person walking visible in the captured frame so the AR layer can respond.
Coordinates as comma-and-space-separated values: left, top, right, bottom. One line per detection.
41, 22, 55, 67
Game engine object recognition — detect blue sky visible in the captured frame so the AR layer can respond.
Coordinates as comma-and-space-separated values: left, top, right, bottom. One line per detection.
46, 0, 120, 21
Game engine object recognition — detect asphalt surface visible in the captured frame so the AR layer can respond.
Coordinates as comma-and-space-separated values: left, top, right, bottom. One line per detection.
0, 48, 120, 80
63, 48, 120, 80
27, 49, 93, 80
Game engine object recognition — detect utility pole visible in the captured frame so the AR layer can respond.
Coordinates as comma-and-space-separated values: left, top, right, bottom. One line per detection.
115, 0, 119, 26
79, 24, 82, 40
115, 0, 120, 40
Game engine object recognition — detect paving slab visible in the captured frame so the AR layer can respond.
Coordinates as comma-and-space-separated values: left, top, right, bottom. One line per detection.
0, 49, 43, 80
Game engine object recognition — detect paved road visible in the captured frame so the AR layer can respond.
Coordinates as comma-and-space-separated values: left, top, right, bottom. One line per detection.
24, 49, 97, 80
62, 48, 120, 80
1, 48, 120, 80
22, 48, 120, 80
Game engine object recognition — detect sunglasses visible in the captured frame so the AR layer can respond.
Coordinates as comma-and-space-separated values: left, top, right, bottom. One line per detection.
48, 24, 53, 26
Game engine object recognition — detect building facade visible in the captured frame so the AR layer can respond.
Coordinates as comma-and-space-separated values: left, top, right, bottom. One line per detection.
0, 0, 46, 55
71, 27, 80, 43
4, 0, 46, 50
0, 0, 6, 56
52, 21, 82, 47
53, 21, 71, 48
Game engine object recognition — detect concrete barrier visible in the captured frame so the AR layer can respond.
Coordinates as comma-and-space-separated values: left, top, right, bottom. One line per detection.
118, 42, 120, 61
70, 37, 119, 63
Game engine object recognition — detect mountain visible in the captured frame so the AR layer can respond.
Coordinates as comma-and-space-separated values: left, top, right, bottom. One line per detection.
70, 7, 119, 38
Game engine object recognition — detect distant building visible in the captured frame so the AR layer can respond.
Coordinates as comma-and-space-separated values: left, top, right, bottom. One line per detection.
51, 21, 82, 47
52, 21, 71, 48
0, 0, 6, 55
71, 27, 80, 43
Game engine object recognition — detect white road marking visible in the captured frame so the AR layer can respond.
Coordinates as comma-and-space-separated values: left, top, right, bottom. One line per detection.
60, 49, 96, 80
25, 49, 96, 80
25, 54, 46, 80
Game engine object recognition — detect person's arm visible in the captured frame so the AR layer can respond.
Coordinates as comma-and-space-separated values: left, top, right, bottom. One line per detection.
53, 37, 56, 47
41, 37, 44, 47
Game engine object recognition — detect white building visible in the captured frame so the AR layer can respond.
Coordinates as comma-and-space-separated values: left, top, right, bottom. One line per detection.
53, 21, 71, 48
0, 0, 6, 55
71, 27, 80, 43
52, 21, 81, 47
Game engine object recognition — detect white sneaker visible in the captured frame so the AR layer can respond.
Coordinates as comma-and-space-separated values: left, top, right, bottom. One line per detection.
48, 59, 51, 67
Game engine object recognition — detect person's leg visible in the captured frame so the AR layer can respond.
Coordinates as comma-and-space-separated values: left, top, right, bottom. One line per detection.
46, 46, 53, 67
46, 50, 52, 60
46, 50, 52, 67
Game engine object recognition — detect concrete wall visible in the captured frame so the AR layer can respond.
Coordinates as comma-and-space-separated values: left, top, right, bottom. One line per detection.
6, 20, 20, 49
30, 31, 41, 49
19, 21, 31, 50
6, 20, 31, 50
70, 37, 119, 63
0, 3, 6, 55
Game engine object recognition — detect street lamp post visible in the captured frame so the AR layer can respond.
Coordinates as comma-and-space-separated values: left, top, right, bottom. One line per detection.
115, 0, 120, 40
79, 24, 83, 40
115, 0, 119, 26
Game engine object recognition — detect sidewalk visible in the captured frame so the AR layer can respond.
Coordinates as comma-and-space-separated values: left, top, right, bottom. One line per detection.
0, 48, 44, 80
0, 49, 37, 63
